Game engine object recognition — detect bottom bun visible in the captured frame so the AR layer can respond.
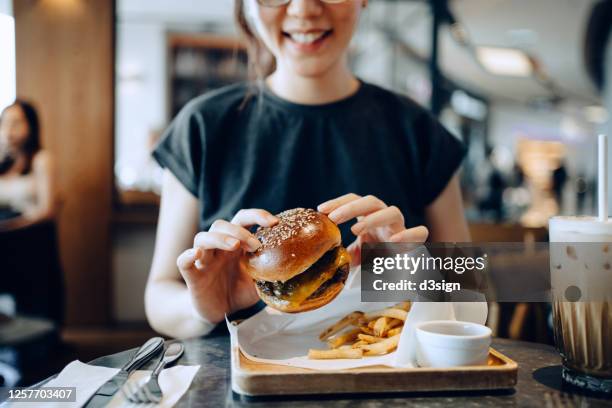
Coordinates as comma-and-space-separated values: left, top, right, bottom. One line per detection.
255, 264, 349, 313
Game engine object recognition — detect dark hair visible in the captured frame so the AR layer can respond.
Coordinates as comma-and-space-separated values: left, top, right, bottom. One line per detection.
234, 0, 276, 82
584, 0, 612, 91
0, 100, 41, 175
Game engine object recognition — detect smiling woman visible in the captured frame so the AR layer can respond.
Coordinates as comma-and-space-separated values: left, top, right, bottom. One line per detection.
0, 101, 57, 228
145, 0, 469, 339
237, 0, 364, 103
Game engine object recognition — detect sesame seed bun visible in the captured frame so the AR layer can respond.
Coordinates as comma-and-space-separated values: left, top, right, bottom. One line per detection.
242, 208, 350, 313
244, 208, 341, 283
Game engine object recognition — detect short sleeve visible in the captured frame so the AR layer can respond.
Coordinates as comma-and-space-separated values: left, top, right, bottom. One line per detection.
152, 106, 206, 198
415, 113, 467, 206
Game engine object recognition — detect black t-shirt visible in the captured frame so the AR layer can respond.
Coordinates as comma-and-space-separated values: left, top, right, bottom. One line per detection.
153, 81, 466, 244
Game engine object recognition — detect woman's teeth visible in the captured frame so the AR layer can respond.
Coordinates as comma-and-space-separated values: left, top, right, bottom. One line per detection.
288, 31, 328, 44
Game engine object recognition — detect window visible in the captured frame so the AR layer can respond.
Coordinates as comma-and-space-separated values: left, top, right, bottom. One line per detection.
0, 0, 15, 111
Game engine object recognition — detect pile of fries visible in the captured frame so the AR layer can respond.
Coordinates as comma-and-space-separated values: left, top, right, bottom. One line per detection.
308, 302, 411, 360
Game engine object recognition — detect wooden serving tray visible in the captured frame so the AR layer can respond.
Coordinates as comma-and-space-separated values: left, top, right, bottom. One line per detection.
231, 346, 518, 396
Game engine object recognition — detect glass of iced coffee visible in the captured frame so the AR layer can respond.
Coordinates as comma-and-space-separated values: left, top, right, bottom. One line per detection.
549, 216, 612, 394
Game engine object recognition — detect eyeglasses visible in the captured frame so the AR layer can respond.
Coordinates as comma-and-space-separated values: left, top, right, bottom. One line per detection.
257, 0, 349, 7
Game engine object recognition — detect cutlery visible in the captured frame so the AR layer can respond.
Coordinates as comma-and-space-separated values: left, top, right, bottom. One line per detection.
86, 337, 164, 406
123, 342, 185, 403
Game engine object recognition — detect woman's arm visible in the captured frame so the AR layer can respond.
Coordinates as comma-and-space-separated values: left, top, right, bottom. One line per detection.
425, 173, 471, 242
145, 170, 214, 339
31, 151, 57, 219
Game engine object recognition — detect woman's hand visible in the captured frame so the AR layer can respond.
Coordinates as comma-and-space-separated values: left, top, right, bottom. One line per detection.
176, 209, 278, 324
318, 194, 428, 266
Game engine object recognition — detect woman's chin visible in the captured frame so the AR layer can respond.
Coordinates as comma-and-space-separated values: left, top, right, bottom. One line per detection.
286, 59, 338, 79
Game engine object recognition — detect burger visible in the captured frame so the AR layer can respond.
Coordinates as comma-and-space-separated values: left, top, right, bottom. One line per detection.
242, 208, 350, 313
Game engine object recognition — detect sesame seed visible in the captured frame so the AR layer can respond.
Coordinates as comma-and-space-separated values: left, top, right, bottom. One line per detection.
255, 208, 319, 251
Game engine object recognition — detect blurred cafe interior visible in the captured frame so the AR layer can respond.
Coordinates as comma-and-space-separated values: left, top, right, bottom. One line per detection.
0, 0, 611, 386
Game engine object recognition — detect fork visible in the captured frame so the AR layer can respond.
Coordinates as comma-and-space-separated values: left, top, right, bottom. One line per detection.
122, 342, 185, 404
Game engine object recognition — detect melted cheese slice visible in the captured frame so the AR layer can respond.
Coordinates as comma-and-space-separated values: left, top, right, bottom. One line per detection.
279, 247, 350, 305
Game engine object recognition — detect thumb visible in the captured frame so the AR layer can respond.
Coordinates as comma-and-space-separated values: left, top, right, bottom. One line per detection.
176, 247, 202, 281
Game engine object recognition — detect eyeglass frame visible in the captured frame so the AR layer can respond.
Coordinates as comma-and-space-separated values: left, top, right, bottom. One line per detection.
256, 0, 351, 7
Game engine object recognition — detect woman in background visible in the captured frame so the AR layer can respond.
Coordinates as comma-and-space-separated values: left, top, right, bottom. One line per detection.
146, 0, 470, 339
0, 100, 63, 323
0, 100, 56, 230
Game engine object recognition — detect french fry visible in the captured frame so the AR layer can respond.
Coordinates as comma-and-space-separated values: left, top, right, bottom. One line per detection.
373, 317, 402, 337
311, 304, 411, 359
389, 319, 404, 329
357, 333, 385, 343
387, 318, 403, 331
387, 326, 403, 337
327, 328, 361, 349
359, 325, 375, 336
384, 308, 408, 321
319, 311, 364, 340
373, 317, 390, 337
363, 308, 408, 322
394, 301, 412, 312
360, 334, 401, 356
355, 316, 367, 326
362, 310, 384, 322
308, 348, 363, 359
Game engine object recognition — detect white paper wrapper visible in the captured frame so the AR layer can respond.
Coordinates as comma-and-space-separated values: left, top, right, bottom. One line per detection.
228, 266, 488, 370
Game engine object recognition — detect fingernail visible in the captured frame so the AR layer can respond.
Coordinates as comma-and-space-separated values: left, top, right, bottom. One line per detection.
328, 211, 340, 222
225, 237, 239, 248
248, 237, 262, 250
187, 248, 197, 257
351, 222, 365, 234
318, 202, 332, 212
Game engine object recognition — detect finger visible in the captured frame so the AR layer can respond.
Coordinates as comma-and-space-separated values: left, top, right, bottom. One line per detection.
209, 219, 261, 251
231, 208, 278, 227
193, 230, 241, 252
347, 239, 361, 266
317, 193, 361, 214
351, 206, 404, 236
389, 226, 429, 243
176, 247, 202, 272
328, 195, 386, 224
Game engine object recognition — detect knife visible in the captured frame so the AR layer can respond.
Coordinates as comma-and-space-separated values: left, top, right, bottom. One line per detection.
86, 337, 164, 406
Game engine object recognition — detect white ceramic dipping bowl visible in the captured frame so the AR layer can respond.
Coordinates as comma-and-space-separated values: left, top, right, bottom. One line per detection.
416, 320, 492, 368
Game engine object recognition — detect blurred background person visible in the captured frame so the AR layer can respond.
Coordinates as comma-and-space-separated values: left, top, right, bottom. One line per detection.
0, 100, 57, 230
551, 159, 567, 207
0, 100, 64, 386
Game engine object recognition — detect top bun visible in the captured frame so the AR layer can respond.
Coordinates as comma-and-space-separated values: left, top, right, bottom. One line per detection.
244, 208, 341, 283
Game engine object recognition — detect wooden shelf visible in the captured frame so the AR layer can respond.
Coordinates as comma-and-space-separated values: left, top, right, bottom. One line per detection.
167, 32, 248, 117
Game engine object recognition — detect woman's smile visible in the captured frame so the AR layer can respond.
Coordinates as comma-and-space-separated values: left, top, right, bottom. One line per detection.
282, 28, 334, 54
252, 0, 363, 79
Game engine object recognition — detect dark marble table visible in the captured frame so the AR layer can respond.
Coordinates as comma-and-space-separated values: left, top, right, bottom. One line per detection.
90, 333, 611, 408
